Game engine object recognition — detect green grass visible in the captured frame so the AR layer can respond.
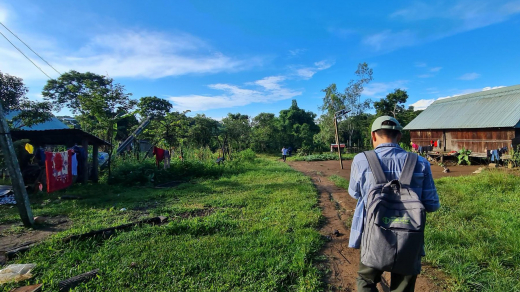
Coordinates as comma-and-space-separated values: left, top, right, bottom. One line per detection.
329, 175, 349, 190
287, 152, 356, 162
0, 157, 323, 291
424, 170, 520, 292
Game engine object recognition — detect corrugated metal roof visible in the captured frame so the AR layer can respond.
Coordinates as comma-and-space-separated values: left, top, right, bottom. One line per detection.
5, 111, 69, 130
404, 84, 520, 130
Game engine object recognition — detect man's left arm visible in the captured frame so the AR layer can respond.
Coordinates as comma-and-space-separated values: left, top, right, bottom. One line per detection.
421, 163, 440, 212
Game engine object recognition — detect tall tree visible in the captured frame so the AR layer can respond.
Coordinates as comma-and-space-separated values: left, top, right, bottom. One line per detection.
373, 89, 409, 118
42, 70, 136, 143
279, 100, 319, 153
0, 71, 53, 129
189, 114, 220, 148
137, 96, 172, 118
316, 63, 373, 148
251, 112, 280, 152
221, 113, 251, 151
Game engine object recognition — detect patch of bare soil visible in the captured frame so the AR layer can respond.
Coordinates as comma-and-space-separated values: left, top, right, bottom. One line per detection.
0, 216, 71, 252
288, 159, 481, 181
287, 160, 450, 291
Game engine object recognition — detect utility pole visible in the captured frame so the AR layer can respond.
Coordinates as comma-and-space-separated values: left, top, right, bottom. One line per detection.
0, 106, 34, 227
334, 109, 351, 170
333, 114, 343, 169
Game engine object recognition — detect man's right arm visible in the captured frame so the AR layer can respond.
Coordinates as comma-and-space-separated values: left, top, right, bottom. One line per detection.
348, 155, 362, 200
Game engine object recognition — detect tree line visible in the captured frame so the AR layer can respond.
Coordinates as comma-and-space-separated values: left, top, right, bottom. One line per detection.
0, 63, 422, 156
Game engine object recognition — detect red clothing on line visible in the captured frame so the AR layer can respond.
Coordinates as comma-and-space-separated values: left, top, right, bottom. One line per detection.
45, 150, 73, 193
153, 147, 165, 164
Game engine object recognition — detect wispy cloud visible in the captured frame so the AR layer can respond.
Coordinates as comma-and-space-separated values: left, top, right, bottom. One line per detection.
294, 60, 334, 79
410, 85, 507, 110
288, 48, 306, 57
169, 75, 302, 111
363, 1, 520, 52
418, 74, 434, 78
362, 30, 417, 52
0, 29, 259, 81
363, 80, 409, 97
458, 72, 481, 80
409, 99, 436, 110
0, 4, 8, 23
415, 62, 427, 67
430, 67, 442, 72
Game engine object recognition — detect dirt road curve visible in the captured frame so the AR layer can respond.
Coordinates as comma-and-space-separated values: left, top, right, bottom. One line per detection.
288, 160, 454, 292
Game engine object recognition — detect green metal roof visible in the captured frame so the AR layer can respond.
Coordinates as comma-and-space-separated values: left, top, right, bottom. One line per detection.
404, 84, 520, 130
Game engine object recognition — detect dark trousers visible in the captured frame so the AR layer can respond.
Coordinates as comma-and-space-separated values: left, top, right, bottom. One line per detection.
357, 262, 417, 292
282, 155, 287, 162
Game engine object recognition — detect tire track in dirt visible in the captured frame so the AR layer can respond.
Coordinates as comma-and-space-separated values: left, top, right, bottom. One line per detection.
287, 161, 448, 292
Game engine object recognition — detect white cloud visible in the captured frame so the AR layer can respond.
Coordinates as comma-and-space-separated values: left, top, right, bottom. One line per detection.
0, 29, 257, 81
362, 29, 417, 52
458, 72, 481, 80
0, 4, 8, 23
288, 49, 306, 56
169, 75, 302, 111
410, 99, 435, 110
418, 74, 434, 78
374, 1, 520, 52
415, 62, 427, 67
363, 80, 409, 97
430, 67, 442, 72
482, 85, 505, 91
294, 60, 334, 79
391, 1, 520, 28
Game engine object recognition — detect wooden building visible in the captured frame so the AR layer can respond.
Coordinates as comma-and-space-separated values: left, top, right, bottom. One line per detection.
404, 85, 520, 155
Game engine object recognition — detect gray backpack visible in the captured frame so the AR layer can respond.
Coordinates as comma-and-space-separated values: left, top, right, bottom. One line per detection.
360, 151, 426, 275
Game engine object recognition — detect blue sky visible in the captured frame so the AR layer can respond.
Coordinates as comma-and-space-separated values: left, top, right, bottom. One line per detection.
1, 0, 520, 119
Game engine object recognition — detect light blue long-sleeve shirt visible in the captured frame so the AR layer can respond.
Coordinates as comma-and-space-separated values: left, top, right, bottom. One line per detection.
348, 143, 440, 249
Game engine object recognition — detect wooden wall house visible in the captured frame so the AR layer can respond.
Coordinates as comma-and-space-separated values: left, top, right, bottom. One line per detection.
404, 85, 520, 155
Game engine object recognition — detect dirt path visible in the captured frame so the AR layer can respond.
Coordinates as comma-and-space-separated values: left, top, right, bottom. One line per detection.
288, 160, 450, 291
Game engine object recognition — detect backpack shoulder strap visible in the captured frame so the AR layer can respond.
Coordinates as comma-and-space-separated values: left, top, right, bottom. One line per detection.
363, 151, 387, 184
399, 152, 418, 186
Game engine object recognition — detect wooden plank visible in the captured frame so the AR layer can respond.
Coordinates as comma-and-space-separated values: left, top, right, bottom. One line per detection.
0, 106, 34, 228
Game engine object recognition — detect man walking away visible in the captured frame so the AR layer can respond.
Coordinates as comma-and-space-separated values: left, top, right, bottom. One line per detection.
281, 147, 288, 162
348, 116, 440, 292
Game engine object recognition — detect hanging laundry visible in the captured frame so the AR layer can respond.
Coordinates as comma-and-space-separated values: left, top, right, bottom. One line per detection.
490, 149, 499, 162
45, 150, 74, 193
153, 147, 165, 167
71, 153, 78, 176
72, 146, 86, 182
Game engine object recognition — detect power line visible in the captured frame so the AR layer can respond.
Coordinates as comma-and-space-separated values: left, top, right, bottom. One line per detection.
0, 21, 61, 75
0, 29, 52, 79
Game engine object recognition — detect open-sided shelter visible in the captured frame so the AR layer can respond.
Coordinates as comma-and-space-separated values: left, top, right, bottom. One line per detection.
404, 85, 520, 155
10, 128, 111, 183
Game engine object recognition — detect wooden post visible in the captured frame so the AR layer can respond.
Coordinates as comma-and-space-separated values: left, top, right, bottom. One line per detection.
81, 138, 89, 183
0, 106, 34, 227
92, 143, 99, 183
334, 114, 344, 170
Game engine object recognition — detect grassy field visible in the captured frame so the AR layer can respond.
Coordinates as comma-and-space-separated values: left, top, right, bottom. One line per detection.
0, 157, 323, 291
286, 153, 356, 162
328, 175, 349, 190
327, 169, 520, 292
425, 170, 520, 292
